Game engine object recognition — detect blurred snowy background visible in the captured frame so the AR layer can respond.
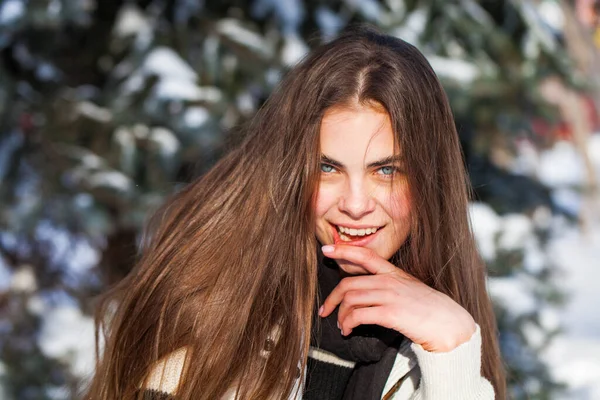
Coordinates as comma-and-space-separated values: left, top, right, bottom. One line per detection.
0, 0, 599, 399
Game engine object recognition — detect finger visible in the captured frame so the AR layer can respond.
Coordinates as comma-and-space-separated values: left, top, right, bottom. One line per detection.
321, 245, 396, 275
319, 275, 387, 317
337, 289, 395, 323
339, 306, 397, 336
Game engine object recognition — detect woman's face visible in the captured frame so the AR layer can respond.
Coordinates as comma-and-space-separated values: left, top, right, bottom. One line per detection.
314, 104, 412, 274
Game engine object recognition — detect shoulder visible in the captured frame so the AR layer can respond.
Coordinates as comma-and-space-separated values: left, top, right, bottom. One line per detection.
143, 347, 189, 395
140, 347, 241, 400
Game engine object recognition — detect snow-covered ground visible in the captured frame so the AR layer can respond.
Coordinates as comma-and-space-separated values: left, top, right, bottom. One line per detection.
470, 135, 600, 399
545, 224, 600, 400
523, 135, 600, 399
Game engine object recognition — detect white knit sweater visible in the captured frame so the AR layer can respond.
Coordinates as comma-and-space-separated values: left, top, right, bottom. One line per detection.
145, 324, 494, 399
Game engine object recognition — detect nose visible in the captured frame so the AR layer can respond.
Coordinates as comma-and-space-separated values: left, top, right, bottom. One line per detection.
338, 180, 376, 219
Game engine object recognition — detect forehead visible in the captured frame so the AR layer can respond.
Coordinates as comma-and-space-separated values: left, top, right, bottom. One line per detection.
319, 105, 398, 162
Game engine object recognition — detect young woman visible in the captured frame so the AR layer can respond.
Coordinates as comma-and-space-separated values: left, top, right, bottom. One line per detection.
86, 26, 506, 399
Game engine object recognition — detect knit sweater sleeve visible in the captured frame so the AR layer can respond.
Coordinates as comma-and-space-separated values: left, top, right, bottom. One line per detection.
408, 324, 495, 400
139, 347, 187, 398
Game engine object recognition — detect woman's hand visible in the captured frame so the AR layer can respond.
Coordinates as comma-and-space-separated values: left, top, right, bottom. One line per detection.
319, 244, 476, 353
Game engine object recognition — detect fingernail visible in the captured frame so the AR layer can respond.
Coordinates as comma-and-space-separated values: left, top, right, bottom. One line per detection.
340, 328, 344, 336
336, 321, 340, 329
318, 306, 324, 316
322, 245, 334, 253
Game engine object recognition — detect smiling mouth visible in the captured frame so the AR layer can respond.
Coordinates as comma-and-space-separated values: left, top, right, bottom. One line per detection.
335, 224, 382, 242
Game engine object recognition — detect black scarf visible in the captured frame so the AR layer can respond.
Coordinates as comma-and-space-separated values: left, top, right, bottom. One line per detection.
307, 255, 405, 400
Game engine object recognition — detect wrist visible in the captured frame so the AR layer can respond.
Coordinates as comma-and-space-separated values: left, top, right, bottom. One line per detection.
427, 315, 477, 353
411, 324, 494, 399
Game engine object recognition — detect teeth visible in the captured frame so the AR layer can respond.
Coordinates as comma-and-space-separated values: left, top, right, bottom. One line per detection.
340, 233, 352, 242
338, 226, 379, 237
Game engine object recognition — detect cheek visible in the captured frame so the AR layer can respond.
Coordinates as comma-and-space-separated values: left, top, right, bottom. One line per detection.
383, 190, 412, 255
313, 186, 338, 218
313, 187, 339, 244
389, 191, 412, 220
379, 185, 412, 223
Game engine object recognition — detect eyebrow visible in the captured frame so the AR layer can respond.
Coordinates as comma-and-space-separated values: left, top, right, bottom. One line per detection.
320, 154, 404, 169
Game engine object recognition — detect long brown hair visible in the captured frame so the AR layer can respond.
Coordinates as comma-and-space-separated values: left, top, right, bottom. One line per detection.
86, 25, 506, 399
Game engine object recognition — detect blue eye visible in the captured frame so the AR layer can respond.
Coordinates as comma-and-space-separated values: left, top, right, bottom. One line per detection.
378, 166, 396, 176
320, 164, 336, 173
